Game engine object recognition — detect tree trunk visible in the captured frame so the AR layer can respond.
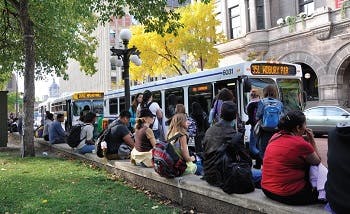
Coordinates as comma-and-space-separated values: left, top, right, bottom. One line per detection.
19, 0, 35, 157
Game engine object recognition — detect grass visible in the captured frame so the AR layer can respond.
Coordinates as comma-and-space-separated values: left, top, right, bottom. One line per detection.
0, 151, 178, 214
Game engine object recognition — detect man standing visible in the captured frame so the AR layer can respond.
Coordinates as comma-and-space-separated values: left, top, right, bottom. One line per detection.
101, 110, 134, 160
48, 113, 66, 144
137, 90, 163, 140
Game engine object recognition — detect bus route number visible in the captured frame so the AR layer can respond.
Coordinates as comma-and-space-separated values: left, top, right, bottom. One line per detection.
250, 64, 296, 75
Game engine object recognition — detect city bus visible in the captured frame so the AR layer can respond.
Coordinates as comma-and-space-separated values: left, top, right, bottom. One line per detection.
103, 61, 304, 142
49, 91, 104, 134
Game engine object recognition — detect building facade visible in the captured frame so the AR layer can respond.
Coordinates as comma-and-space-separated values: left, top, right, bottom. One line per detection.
58, 1, 190, 94
215, 0, 350, 107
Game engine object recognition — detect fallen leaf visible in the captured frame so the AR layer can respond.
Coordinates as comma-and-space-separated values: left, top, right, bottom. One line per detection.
42, 199, 48, 204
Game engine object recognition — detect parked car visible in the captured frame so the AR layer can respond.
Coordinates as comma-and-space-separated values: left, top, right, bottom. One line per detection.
303, 106, 350, 136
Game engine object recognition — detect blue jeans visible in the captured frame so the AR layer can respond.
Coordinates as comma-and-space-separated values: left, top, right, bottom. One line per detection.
251, 168, 262, 188
195, 161, 204, 176
78, 144, 95, 154
249, 128, 260, 155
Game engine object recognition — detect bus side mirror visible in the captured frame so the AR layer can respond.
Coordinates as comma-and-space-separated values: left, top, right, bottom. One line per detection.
243, 77, 252, 93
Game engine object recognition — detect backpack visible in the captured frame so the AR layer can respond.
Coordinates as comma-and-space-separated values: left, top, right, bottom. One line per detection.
152, 133, 187, 178
261, 98, 283, 130
66, 124, 87, 148
203, 123, 255, 194
221, 132, 255, 194
96, 120, 120, 158
138, 101, 155, 117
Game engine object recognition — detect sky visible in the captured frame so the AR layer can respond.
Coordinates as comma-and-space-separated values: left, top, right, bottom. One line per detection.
18, 76, 58, 100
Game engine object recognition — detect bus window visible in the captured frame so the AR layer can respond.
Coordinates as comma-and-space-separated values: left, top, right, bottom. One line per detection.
109, 98, 118, 115
119, 97, 126, 113
243, 78, 275, 113
72, 100, 91, 116
277, 79, 303, 112
152, 91, 162, 108
92, 100, 104, 115
165, 87, 184, 118
188, 83, 213, 115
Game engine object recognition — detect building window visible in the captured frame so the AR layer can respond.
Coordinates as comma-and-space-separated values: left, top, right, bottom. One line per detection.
256, 0, 265, 30
229, 5, 241, 39
299, 0, 314, 15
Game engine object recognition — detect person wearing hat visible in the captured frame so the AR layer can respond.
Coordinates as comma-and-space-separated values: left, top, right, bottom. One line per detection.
202, 101, 261, 191
130, 108, 157, 167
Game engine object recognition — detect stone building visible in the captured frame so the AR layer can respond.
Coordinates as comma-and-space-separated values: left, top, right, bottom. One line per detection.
215, 0, 350, 107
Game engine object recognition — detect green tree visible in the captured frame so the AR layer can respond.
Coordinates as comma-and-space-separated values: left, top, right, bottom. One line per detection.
1, 0, 211, 157
0, 0, 97, 156
128, 1, 225, 81
7, 92, 23, 114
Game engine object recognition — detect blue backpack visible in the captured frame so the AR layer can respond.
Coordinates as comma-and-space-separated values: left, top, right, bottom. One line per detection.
262, 98, 283, 130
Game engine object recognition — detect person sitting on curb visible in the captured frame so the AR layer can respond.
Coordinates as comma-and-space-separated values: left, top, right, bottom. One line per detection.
43, 113, 54, 141
76, 112, 96, 154
101, 111, 134, 160
130, 108, 156, 167
203, 101, 261, 193
167, 113, 203, 176
48, 113, 66, 144
262, 110, 327, 205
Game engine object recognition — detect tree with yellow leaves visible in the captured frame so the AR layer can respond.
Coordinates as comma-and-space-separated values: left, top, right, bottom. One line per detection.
129, 1, 225, 82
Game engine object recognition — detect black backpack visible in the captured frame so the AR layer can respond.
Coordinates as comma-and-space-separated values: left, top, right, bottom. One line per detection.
96, 120, 120, 158
66, 124, 87, 148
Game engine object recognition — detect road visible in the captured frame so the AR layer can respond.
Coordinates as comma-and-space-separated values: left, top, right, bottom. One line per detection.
315, 136, 328, 167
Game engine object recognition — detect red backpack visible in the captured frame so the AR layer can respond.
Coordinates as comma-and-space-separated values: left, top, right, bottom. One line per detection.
152, 133, 187, 178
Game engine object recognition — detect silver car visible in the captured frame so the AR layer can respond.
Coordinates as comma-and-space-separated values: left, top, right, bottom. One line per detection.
304, 106, 350, 136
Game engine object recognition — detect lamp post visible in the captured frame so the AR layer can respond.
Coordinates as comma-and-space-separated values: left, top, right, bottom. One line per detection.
110, 29, 141, 110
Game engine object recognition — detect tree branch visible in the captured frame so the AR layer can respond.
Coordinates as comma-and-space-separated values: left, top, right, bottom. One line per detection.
7, 0, 20, 11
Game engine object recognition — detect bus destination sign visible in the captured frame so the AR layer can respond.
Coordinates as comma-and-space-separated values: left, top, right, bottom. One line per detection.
250, 63, 296, 75
73, 92, 104, 100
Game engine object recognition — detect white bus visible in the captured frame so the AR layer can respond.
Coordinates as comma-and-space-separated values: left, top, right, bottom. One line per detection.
103, 61, 305, 142
48, 91, 104, 133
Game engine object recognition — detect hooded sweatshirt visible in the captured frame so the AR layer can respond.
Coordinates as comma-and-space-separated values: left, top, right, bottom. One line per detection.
326, 124, 350, 214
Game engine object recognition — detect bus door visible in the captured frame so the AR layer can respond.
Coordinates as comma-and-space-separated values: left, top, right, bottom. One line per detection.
213, 78, 239, 103
66, 99, 72, 131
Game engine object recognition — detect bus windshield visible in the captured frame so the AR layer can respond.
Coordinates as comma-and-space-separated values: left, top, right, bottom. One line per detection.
277, 79, 303, 112
243, 78, 303, 113
72, 100, 104, 116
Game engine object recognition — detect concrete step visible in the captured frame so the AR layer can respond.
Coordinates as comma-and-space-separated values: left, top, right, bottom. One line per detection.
35, 139, 327, 214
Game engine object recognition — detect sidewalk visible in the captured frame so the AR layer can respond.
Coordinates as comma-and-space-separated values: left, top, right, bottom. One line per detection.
29, 137, 327, 214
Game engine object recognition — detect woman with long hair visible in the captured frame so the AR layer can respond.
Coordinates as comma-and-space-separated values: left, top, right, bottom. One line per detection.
262, 110, 327, 205
167, 113, 203, 175
129, 93, 143, 130
130, 108, 156, 167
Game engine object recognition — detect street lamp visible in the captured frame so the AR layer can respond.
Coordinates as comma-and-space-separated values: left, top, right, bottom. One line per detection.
110, 29, 141, 110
